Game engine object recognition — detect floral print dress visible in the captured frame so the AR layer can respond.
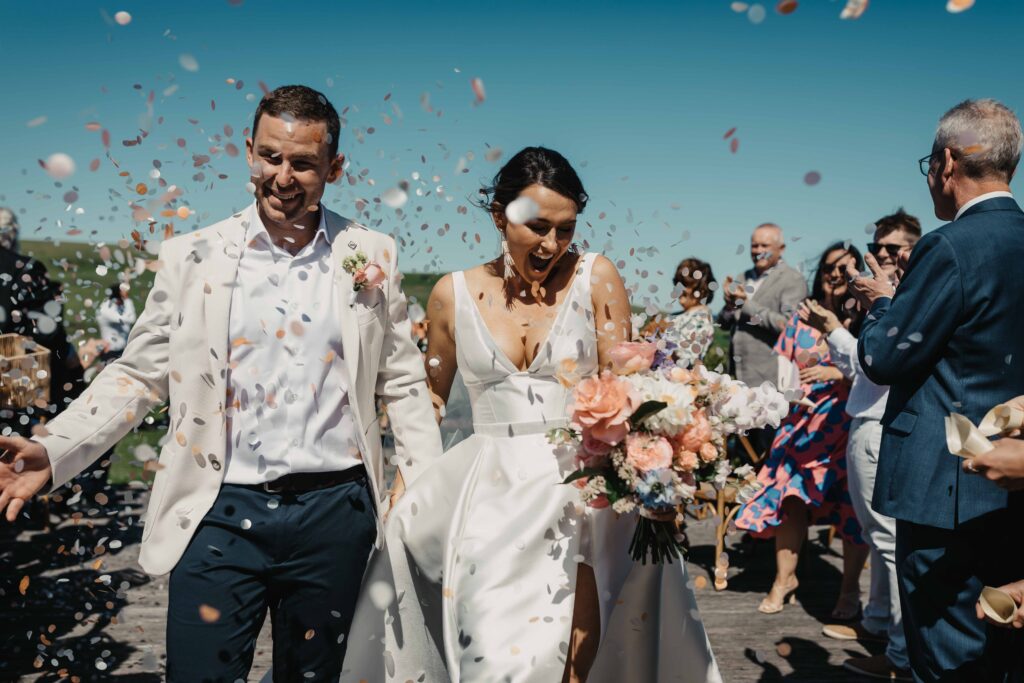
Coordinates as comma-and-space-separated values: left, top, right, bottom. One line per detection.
664, 306, 715, 368
734, 313, 864, 545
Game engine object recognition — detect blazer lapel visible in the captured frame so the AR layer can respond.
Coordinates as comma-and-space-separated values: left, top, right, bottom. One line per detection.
201, 214, 245, 416
327, 211, 363, 404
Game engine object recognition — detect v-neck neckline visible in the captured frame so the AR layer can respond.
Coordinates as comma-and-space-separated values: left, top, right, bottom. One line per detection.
460, 256, 586, 374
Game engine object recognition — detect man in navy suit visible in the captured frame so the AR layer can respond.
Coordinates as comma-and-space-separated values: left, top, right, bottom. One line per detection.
851, 99, 1024, 682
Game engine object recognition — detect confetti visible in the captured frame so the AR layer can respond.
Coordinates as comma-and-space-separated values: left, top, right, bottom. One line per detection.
731, 1, 750, 11
946, 0, 974, 13
777, 641, 792, 657
114, 10, 132, 25
723, 127, 737, 139
840, 0, 869, 19
177, 206, 191, 219
470, 77, 486, 104
381, 187, 408, 209
776, 0, 798, 14
505, 196, 540, 225
730, 138, 739, 154
26, 116, 47, 128
178, 54, 199, 72
198, 604, 221, 622
748, 4, 767, 23
368, 581, 395, 609
803, 171, 821, 185
44, 153, 75, 179
19, 575, 29, 595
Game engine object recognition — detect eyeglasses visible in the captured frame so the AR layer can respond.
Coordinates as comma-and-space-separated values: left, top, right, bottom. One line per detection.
918, 153, 935, 176
867, 243, 903, 257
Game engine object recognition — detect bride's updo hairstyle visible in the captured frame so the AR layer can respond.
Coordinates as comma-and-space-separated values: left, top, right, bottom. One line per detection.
476, 146, 589, 215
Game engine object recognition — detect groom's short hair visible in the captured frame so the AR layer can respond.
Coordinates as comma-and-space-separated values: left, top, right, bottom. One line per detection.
252, 85, 341, 158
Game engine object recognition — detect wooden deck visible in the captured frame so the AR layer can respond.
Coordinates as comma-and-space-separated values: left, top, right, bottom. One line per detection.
1, 486, 878, 682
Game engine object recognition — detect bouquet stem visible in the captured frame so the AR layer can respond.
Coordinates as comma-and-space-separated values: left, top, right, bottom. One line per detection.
629, 517, 686, 564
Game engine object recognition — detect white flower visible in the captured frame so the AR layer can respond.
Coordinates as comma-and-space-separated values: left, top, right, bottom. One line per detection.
624, 374, 697, 435
612, 498, 637, 514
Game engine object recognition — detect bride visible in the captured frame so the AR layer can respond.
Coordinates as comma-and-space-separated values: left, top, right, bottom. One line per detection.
342, 147, 721, 682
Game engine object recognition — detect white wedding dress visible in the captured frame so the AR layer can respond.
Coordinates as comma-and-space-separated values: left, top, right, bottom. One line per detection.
342, 254, 721, 682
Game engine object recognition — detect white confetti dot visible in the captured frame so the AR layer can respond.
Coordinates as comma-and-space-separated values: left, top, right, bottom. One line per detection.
45, 153, 75, 180
505, 196, 540, 225
245, 181, 257, 194
748, 3, 766, 23
266, 499, 280, 510
240, 518, 252, 530
179, 54, 200, 72
114, 10, 132, 25
368, 581, 395, 610
381, 187, 408, 209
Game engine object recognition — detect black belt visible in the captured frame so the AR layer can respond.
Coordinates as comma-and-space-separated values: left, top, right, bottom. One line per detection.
244, 465, 367, 494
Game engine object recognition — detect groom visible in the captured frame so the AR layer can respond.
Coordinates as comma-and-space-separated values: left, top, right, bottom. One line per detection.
0, 85, 442, 681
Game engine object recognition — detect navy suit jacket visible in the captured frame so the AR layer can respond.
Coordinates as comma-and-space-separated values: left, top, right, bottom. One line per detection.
858, 196, 1024, 529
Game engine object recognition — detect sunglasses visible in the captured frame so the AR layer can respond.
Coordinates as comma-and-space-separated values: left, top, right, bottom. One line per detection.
866, 243, 903, 257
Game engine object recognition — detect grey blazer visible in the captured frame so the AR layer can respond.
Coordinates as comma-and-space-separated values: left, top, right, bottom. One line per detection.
717, 261, 807, 387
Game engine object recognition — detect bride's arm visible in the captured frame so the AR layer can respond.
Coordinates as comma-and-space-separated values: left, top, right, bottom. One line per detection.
590, 255, 633, 369
424, 273, 458, 424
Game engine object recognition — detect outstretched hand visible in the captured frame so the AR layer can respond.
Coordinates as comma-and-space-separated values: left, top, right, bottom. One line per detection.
846, 253, 895, 309
0, 435, 52, 522
963, 437, 1024, 490
976, 580, 1024, 629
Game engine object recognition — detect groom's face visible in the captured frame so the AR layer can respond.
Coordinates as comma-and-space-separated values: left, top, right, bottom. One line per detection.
246, 114, 343, 232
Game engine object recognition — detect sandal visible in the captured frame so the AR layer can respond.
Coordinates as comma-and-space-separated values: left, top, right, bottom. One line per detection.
758, 579, 799, 614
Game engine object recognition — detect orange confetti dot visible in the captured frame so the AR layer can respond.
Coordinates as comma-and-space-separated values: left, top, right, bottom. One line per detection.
694, 575, 708, 590
198, 604, 221, 623
777, 641, 792, 657
304, 629, 315, 640
177, 206, 191, 219
19, 575, 29, 595
136, 183, 148, 195
777, 0, 798, 14
175, 433, 187, 447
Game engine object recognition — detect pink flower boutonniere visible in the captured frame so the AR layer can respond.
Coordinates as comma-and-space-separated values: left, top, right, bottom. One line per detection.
342, 251, 386, 292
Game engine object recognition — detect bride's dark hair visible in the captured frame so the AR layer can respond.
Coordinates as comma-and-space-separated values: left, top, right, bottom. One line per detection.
475, 146, 589, 214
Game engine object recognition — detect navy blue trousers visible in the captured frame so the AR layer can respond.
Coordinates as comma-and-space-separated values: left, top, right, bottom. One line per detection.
166, 477, 376, 683
896, 511, 1024, 683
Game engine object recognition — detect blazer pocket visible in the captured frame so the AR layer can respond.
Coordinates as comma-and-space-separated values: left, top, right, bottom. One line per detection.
886, 410, 918, 436
354, 290, 384, 326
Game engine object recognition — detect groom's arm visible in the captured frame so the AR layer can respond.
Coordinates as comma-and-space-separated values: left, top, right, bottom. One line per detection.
373, 237, 443, 485
34, 240, 178, 490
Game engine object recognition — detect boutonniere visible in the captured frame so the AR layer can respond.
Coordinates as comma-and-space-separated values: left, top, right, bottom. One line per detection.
342, 251, 387, 292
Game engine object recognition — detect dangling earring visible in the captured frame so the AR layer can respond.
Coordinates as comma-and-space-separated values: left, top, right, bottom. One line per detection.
500, 232, 515, 281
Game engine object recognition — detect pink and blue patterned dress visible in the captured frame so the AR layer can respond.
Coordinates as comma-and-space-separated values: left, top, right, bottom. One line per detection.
735, 314, 865, 545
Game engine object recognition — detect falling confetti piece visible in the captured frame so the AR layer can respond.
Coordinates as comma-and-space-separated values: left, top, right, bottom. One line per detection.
730, 138, 739, 154
114, 10, 132, 25
470, 77, 486, 104
946, 0, 974, 13
723, 127, 737, 139
776, 0, 798, 14
304, 629, 315, 640
44, 153, 75, 179
177, 206, 191, 219
803, 171, 821, 185
369, 581, 395, 609
19, 576, 29, 595
840, 0, 869, 19
694, 575, 708, 589
748, 4, 767, 23
731, 1, 750, 10
26, 116, 47, 128
777, 641, 792, 657
179, 54, 199, 72
136, 183, 148, 195
198, 604, 220, 622
505, 196, 540, 225
381, 187, 408, 209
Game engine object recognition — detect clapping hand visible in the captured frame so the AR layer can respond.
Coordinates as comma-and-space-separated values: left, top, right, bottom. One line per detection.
847, 253, 896, 309
977, 580, 1024, 629
0, 435, 52, 522
722, 276, 747, 309
798, 299, 841, 335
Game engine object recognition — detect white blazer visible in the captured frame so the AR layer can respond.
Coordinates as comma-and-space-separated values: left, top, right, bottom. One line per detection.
36, 208, 443, 576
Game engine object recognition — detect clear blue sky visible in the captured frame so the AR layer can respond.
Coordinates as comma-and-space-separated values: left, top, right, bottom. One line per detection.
2, 0, 1021, 312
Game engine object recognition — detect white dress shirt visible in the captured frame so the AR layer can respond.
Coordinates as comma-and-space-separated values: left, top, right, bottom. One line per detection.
954, 191, 1014, 221
223, 203, 361, 484
827, 327, 888, 420
96, 297, 137, 352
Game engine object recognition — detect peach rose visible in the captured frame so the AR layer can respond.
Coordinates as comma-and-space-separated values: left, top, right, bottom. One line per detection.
699, 441, 719, 464
572, 371, 641, 445
676, 449, 699, 473
678, 410, 712, 452
669, 366, 695, 384
624, 433, 674, 472
358, 262, 387, 289
609, 342, 657, 375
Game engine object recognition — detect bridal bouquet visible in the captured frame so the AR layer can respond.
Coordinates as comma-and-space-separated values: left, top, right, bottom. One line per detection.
549, 341, 787, 564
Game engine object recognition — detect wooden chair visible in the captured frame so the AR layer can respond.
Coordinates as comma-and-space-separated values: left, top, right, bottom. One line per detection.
690, 435, 765, 590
